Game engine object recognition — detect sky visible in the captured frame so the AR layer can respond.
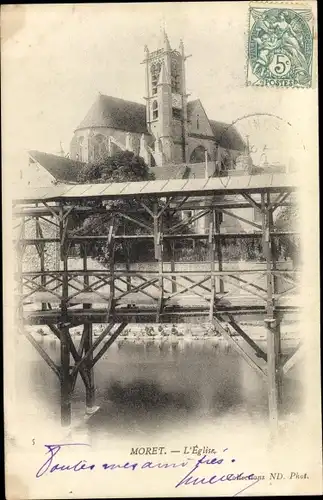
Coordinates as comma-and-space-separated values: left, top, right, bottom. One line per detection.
2, 2, 316, 170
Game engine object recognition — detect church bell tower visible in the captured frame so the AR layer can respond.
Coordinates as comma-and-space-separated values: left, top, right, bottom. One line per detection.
143, 29, 188, 166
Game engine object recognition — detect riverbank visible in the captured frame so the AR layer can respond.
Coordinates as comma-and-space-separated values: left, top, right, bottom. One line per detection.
26, 321, 299, 343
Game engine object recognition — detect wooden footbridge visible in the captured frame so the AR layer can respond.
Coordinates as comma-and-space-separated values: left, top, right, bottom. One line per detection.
13, 173, 301, 428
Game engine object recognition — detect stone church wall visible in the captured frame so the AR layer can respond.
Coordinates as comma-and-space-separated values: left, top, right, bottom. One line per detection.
187, 136, 217, 162
71, 127, 151, 162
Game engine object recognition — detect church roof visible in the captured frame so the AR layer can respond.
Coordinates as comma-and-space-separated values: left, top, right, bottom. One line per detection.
151, 162, 215, 181
186, 100, 245, 151
75, 95, 148, 134
209, 120, 246, 151
28, 150, 84, 183
76, 95, 245, 151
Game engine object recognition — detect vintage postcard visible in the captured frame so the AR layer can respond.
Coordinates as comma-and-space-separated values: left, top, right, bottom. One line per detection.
2, 2, 321, 498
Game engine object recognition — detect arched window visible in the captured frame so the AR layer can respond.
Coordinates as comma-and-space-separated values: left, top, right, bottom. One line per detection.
190, 145, 211, 164
152, 100, 158, 120
77, 136, 84, 162
91, 134, 107, 160
171, 59, 180, 93
151, 62, 161, 95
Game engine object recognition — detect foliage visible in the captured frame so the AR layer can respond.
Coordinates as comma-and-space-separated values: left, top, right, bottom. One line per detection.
220, 149, 235, 171
77, 150, 155, 184
274, 204, 300, 265
70, 150, 188, 263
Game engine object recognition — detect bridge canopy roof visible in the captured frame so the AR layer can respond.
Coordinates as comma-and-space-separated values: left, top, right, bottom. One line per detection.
13, 173, 297, 203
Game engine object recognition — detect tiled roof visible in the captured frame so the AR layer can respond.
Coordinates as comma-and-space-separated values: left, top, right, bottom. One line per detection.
209, 120, 246, 151
13, 173, 297, 203
187, 100, 199, 115
28, 150, 84, 183
75, 95, 148, 134
150, 164, 189, 180
151, 162, 216, 180
76, 95, 245, 151
187, 101, 245, 151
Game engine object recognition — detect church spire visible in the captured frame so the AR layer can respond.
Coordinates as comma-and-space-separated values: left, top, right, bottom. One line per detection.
157, 61, 170, 86
179, 39, 184, 55
57, 141, 65, 157
159, 26, 171, 51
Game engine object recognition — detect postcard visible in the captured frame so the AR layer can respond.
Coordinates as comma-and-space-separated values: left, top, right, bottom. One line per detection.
2, 2, 321, 498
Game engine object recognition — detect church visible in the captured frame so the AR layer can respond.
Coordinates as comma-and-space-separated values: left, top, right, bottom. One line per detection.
69, 30, 246, 171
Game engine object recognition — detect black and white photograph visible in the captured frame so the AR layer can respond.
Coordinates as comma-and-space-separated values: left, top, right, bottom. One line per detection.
2, 2, 321, 498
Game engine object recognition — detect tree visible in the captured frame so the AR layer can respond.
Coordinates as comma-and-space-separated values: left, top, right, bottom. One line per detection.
71, 150, 189, 264
274, 205, 300, 265
77, 150, 154, 184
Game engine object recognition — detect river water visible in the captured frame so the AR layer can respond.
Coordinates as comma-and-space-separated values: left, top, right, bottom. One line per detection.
14, 332, 303, 442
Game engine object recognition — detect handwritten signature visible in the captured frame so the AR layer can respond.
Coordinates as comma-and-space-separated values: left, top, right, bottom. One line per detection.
36, 443, 260, 495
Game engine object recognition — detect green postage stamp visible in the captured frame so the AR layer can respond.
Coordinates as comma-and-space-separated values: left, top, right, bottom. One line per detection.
247, 4, 314, 88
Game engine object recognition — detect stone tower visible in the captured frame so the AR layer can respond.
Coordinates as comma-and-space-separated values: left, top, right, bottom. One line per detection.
143, 29, 188, 165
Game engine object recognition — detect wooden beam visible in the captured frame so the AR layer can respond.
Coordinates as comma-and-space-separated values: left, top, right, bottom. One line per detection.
215, 211, 224, 294
225, 273, 267, 294
140, 201, 154, 218
226, 314, 267, 361
23, 330, 60, 378
13, 199, 295, 217
269, 191, 291, 212
157, 196, 175, 218
282, 343, 303, 375
167, 276, 211, 301
242, 193, 262, 213
49, 324, 91, 390
212, 317, 267, 380
83, 323, 95, 408
70, 323, 114, 377
43, 201, 60, 219
169, 209, 210, 234
263, 191, 281, 429
209, 217, 216, 321
222, 275, 267, 302
218, 208, 262, 230
91, 323, 127, 367
60, 325, 72, 426
118, 212, 152, 232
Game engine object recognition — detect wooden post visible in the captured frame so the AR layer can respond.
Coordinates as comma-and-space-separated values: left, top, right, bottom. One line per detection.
209, 211, 215, 321
55, 202, 60, 291
170, 241, 176, 294
126, 245, 131, 292
107, 218, 116, 321
265, 318, 280, 428
262, 192, 280, 429
165, 209, 176, 293
16, 217, 25, 326
35, 214, 46, 311
153, 203, 164, 321
60, 325, 71, 426
123, 220, 131, 292
59, 206, 68, 321
215, 211, 224, 293
83, 244, 95, 410
269, 206, 283, 405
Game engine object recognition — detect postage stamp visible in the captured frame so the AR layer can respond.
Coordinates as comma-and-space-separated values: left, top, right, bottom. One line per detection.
247, 4, 314, 88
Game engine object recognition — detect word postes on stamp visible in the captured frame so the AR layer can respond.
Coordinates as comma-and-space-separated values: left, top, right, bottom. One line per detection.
247, 5, 314, 88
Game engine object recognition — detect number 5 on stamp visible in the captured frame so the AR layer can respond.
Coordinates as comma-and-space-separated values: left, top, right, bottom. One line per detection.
247, 4, 314, 88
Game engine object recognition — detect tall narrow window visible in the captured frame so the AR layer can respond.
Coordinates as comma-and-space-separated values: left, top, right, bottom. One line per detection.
78, 136, 84, 162
196, 114, 200, 130
92, 134, 107, 160
172, 108, 182, 119
171, 59, 180, 93
151, 62, 161, 95
152, 100, 158, 120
